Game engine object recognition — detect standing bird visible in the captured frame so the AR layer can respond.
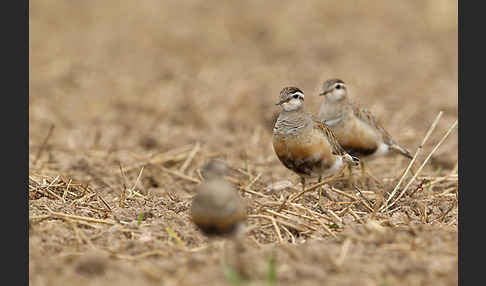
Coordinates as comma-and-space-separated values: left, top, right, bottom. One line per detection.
317, 79, 413, 183
191, 160, 248, 278
191, 160, 247, 237
272, 86, 359, 200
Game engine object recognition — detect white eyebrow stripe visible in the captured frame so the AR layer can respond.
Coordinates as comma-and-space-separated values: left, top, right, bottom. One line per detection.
292, 91, 305, 98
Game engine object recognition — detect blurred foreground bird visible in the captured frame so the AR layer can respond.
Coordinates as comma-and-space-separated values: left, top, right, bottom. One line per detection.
190, 159, 248, 278
191, 159, 247, 237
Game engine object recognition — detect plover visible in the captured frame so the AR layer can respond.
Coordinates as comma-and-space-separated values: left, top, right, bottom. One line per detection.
191, 160, 247, 237
318, 79, 412, 159
318, 79, 413, 182
272, 86, 359, 198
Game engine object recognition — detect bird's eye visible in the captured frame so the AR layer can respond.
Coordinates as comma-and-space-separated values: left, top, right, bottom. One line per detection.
335, 84, 342, 90
293, 94, 300, 99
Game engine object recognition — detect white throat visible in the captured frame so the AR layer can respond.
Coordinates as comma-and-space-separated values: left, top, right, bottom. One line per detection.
327, 89, 346, 102
282, 98, 303, 111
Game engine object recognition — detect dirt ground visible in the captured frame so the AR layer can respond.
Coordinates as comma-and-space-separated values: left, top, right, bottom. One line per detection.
29, 1, 458, 285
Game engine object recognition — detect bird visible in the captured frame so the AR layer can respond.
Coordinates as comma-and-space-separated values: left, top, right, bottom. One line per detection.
272, 86, 359, 201
317, 78, 413, 183
191, 159, 247, 237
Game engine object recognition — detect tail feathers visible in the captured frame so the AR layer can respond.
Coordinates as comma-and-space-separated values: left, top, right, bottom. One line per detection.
389, 144, 413, 159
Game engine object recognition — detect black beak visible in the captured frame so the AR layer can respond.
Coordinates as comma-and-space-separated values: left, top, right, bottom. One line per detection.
319, 90, 328, 96
275, 99, 285, 105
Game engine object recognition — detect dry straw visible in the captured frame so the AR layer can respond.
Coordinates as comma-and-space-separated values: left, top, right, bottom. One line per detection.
381, 112, 457, 212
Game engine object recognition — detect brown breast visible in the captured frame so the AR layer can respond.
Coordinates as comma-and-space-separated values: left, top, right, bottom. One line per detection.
272, 132, 337, 176
191, 206, 247, 236
190, 180, 247, 237
331, 115, 380, 157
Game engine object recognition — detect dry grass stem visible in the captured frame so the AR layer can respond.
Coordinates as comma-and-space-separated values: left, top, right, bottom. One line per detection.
240, 187, 267, 198
383, 111, 443, 210
62, 179, 72, 202
283, 209, 332, 224
272, 218, 284, 243
384, 119, 458, 211
245, 172, 262, 190
348, 208, 365, 224
305, 209, 337, 238
280, 224, 296, 244
97, 194, 112, 212
156, 165, 201, 184
113, 144, 194, 173
290, 204, 337, 238
248, 215, 307, 233
290, 203, 334, 223
33, 124, 55, 166
179, 142, 201, 173
435, 202, 457, 223
42, 208, 116, 225
328, 187, 374, 213
326, 209, 343, 226
289, 174, 342, 203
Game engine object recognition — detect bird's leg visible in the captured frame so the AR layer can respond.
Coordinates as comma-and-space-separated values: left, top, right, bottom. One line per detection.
360, 160, 367, 190
361, 161, 382, 186
348, 163, 355, 188
300, 177, 306, 205
317, 175, 323, 205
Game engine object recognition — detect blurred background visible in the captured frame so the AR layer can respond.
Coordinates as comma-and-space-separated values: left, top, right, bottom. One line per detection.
29, 0, 457, 175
